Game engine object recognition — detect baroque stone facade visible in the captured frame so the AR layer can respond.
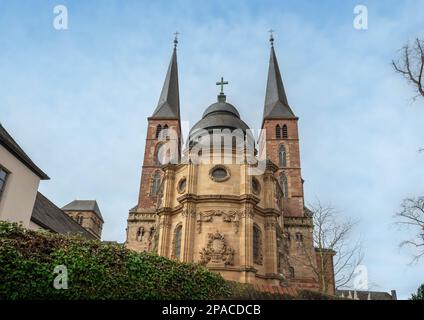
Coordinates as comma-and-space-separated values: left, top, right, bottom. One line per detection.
125, 37, 335, 294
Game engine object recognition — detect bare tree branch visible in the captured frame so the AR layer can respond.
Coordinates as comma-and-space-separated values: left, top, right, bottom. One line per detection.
293, 201, 363, 293
393, 38, 424, 98
395, 197, 424, 263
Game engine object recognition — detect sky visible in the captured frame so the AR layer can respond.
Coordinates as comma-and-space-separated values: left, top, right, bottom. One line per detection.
0, 0, 423, 299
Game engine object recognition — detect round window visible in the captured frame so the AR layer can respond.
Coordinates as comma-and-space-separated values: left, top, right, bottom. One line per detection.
178, 178, 187, 193
209, 166, 230, 182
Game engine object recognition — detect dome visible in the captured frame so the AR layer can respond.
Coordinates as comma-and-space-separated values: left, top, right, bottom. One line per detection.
202, 101, 240, 119
188, 94, 253, 147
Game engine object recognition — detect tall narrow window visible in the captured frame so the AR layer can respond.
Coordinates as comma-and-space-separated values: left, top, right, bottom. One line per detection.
156, 125, 162, 138
295, 232, 303, 243
276, 125, 282, 139
162, 124, 169, 138
0, 167, 9, 201
283, 125, 289, 139
151, 171, 161, 196
282, 124, 288, 139
289, 267, 295, 278
279, 174, 288, 198
173, 225, 182, 260
279, 145, 287, 167
253, 225, 263, 265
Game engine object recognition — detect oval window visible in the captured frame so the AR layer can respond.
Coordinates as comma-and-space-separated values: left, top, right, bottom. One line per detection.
178, 178, 187, 193
209, 166, 230, 182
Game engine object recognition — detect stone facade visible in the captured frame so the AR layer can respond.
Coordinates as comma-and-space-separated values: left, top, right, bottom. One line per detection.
125, 40, 335, 294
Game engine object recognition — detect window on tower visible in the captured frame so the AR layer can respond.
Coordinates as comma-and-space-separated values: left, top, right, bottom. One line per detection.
151, 171, 161, 196
279, 174, 288, 198
282, 124, 288, 139
276, 125, 282, 139
279, 145, 287, 167
156, 124, 162, 138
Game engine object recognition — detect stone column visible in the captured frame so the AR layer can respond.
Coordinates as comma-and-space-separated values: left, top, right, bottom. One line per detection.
157, 214, 171, 258
265, 216, 278, 275
181, 204, 196, 263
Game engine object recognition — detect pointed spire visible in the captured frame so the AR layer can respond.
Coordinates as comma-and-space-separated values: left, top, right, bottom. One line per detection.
263, 33, 296, 120
151, 34, 180, 119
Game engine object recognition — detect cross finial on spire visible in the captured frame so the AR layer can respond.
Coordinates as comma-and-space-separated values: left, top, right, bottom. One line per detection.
216, 76, 229, 95
269, 29, 275, 46
173, 31, 179, 48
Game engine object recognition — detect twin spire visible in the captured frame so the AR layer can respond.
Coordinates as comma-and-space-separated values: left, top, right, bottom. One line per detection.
150, 32, 296, 121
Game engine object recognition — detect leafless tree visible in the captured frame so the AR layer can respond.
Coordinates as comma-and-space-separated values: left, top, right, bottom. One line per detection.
298, 202, 363, 293
395, 197, 424, 263
392, 38, 424, 100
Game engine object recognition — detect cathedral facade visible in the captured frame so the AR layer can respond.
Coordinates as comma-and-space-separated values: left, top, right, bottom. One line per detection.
125, 36, 335, 294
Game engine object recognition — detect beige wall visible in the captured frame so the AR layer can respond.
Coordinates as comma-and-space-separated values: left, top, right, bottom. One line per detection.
0, 145, 40, 227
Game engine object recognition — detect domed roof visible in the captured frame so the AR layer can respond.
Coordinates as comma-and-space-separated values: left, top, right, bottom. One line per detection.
188, 94, 253, 147
202, 101, 240, 119
189, 95, 250, 134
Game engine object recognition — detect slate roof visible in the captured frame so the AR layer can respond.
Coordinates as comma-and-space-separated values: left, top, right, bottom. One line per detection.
263, 45, 297, 120
61, 200, 103, 222
151, 47, 180, 119
0, 123, 49, 180
31, 192, 95, 239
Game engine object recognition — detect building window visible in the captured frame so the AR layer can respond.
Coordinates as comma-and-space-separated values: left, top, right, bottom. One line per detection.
282, 124, 288, 139
77, 215, 83, 225
156, 125, 162, 138
289, 267, 295, 278
276, 125, 282, 139
162, 124, 169, 138
279, 145, 287, 167
295, 232, 303, 243
173, 225, 182, 260
252, 177, 261, 195
279, 174, 288, 198
177, 178, 187, 194
0, 167, 9, 201
253, 225, 263, 265
209, 165, 230, 182
150, 171, 161, 196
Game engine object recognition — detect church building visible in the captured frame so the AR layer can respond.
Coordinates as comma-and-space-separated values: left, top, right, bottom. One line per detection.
125, 34, 335, 294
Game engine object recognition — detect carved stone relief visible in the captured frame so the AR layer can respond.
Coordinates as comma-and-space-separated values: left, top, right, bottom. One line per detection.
196, 210, 240, 234
199, 231, 235, 266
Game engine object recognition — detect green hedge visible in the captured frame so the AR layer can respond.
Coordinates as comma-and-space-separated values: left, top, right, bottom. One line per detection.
0, 221, 337, 300
0, 221, 231, 300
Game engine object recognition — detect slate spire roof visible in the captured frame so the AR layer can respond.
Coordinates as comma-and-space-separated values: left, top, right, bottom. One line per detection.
263, 41, 296, 120
150, 42, 180, 119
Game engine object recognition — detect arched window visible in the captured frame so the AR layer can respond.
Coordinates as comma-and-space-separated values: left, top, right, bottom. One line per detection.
282, 124, 288, 139
279, 145, 287, 167
279, 174, 288, 198
253, 225, 263, 265
173, 225, 182, 260
276, 125, 282, 139
162, 124, 169, 138
289, 267, 295, 278
295, 232, 303, 243
150, 171, 161, 196
285, 232, 291, 242
155, 125, 162, 138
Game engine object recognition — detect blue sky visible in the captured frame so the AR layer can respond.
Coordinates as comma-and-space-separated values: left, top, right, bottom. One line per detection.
1, 0, 423, 299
